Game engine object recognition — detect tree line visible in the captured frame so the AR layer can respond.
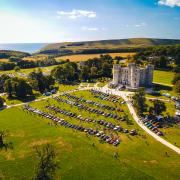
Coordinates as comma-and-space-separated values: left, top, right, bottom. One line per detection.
134, 45, 180, 70
0, 56, 68, 71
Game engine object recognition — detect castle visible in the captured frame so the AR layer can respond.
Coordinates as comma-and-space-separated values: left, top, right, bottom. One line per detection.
112, 63, 154, 89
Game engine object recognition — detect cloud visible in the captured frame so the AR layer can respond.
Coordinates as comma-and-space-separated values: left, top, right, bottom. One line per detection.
135, 22, 147, 27
158, 0, 180, 7
57, 9, 96, 19
124, 23, 147, 28
82, 26, 99, 31
81, 27, 107, 31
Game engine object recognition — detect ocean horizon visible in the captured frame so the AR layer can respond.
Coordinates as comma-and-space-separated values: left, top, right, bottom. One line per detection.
0, 43, 48, 53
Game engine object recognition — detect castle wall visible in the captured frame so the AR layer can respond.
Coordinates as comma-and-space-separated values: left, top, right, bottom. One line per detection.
112, 63, 154, 88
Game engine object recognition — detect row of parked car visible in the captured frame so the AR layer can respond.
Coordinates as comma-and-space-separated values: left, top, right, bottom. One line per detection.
24, 105, 120, 146
140, 117, 163, 136
46, 105, 136, 136
90, 90, 120, 103
97, 120, 137, 136
62, 93, 115, 111
54, 97, 121, 120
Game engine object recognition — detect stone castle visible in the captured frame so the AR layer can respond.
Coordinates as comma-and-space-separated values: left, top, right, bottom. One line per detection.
112, 63, 154, 89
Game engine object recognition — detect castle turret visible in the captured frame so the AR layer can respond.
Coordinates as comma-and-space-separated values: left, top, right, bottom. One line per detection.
146, 65, 154, 87
113, 65, 121, 84
128, 63, 140, 88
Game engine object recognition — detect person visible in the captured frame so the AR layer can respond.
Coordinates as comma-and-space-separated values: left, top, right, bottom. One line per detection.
113, 152, 119, 159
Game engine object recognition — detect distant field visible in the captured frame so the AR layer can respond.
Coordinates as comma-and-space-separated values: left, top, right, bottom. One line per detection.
56, 53, 136, 62
153, 70, 175, 86
0, 58, 9, 62
23, 55, 48, 61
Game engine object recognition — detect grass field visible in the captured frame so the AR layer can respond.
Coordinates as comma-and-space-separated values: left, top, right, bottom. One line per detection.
0, 59, 9, 62
0, 90, 180, 179
23, 54, 48, 61
56, 53, 136, 62
153, 70, 175, 86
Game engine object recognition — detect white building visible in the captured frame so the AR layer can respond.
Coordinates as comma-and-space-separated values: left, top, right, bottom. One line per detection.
112, 63, 154, 89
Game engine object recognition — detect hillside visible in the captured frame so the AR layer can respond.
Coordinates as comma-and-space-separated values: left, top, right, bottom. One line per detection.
0, 50, 30, 59
39, 38, 180, 55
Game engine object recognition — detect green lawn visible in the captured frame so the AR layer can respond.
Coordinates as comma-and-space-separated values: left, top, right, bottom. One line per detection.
0, 90, 180, 179
153, 70, 175, 86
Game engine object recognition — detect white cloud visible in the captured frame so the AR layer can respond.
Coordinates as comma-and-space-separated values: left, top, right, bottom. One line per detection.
57, 9, 96, 19
158, 0, 180, 7
135, 22, 147, 27
124, 23, 147, 28
82, 26, 99, 31
81, 26, 107, 31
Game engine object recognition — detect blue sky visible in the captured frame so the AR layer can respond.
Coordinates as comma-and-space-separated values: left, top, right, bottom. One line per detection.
0, 0, 180, 43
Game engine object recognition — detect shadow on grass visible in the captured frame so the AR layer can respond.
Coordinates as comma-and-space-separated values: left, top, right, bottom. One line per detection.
0, 142, 13, 151
153, 83, 173, 91
7, 95, 36, 103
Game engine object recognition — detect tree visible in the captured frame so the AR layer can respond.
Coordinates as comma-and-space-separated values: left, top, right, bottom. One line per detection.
174, 80, 180, 94
34, 144, 59, 180
80, 65, 90, 81
14, 66, 21, 72
0, 74, 10, 93
132, 88, 147, 114
4, 79, 13, 98
90, 66, 97, 79
0, 97, 4, 108
13, 79, 33, 98
153, 100, 166, 115
4, 78, 33, 98
29, 69, 55, 93
172, 73, 180, 84
51, 66, 65, 82
101, 62, 112, 77
0, 130, 7, 147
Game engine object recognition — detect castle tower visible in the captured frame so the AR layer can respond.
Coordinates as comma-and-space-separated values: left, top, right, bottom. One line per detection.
146, 65, 154, 86
113, 65, 121, 84
128, 63, 140, 88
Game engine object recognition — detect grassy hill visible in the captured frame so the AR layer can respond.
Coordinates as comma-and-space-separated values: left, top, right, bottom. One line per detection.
39, 38, 180, 55
0, 50, 30, 59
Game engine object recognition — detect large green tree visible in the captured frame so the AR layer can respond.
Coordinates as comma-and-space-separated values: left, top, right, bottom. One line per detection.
132, 88, 147, 114
174, 80, 180, 94
152, 100, 166, 115
29, 69, 55, 93
4, 79, 13, 98
34, 144, 59, 180
0, 97, 4, 108
13, 79, 33, 98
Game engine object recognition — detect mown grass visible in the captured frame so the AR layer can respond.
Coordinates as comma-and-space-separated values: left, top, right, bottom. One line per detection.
0, 90, 180, 179
153, 70, 175, 86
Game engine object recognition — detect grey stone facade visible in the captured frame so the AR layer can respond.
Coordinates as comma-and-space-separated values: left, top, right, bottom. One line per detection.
112, 63, 154, 89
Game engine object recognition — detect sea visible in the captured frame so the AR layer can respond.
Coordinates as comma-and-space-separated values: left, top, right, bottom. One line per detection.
0, 43, 48, 53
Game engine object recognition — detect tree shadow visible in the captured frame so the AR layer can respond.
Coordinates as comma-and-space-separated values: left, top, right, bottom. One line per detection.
153, 83, 172, 91
0, 142, 13, 151
7, 95, 36, 103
